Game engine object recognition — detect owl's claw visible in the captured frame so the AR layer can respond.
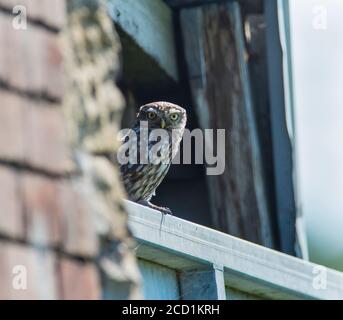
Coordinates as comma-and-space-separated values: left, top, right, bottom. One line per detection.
137, 200, 173, 215
160, 207, 173, 215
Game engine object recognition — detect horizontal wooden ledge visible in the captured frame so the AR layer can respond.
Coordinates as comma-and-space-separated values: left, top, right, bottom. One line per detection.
124, 200, 343, 300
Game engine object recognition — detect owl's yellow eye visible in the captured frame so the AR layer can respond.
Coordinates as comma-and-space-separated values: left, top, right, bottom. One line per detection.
170, 113, 179, 121
147, 112, 156, 120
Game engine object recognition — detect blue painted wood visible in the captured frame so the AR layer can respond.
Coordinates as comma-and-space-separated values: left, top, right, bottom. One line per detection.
138, 259, 180, 300
127, 200, 343, 300
179, 265, 226, 300
103, 281, 135, 300
108, 0, 178, 81
226, 287, 262, 300
264, 0, 297, 256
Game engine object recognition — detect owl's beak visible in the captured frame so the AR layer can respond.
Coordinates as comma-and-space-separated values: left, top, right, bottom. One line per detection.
160, 119, 166, 129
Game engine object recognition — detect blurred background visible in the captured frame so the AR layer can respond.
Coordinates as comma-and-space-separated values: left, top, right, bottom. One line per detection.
0, 0, 342, 299
289, 0, 343, 271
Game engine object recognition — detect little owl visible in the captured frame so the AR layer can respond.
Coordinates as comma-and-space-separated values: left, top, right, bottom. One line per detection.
120, 101, 187, 214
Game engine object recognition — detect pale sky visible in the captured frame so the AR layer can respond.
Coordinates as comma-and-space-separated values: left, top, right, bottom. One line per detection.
289, 0, 343, 270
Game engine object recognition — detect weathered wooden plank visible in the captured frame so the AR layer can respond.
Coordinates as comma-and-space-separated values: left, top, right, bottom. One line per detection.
275, 0, 307, 258
138, 259, 180, 300
264, 0, 297, 256
180, 2, 275, 248
226, 286, 262, 300
108, 0, 178, 81
244, 14, 278, 245
180, 264, 226, 299
125, 200, 343, 300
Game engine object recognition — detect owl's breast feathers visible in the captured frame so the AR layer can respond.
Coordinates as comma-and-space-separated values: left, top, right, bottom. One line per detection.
120, 127, 181, 202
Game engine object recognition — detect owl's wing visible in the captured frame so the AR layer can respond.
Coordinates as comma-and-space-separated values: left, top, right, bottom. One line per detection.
120, 163, 145, 181
119, 126, 143, 178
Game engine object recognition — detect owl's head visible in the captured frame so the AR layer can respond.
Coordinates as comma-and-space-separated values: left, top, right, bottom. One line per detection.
136, 101, 187, 131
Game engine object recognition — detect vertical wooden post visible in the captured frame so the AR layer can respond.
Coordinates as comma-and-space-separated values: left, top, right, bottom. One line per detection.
264, 0, 297, 255
180, 1, 275, 248
179, 264, 226, 300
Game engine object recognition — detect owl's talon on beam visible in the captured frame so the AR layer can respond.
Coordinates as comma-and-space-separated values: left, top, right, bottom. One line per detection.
137, 200, 173, 215
161, 207, 173, 215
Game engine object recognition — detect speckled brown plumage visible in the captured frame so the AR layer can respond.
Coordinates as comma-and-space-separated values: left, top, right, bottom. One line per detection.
120, 102, 187, 214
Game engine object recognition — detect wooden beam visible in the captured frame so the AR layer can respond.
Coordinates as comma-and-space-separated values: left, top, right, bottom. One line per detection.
108, 0, 178, 81
264, 0, 297, 256
125, 200, 343, 300
180, 2, 275, 248
245, 14, 279, 247
180, 265, 226, 300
